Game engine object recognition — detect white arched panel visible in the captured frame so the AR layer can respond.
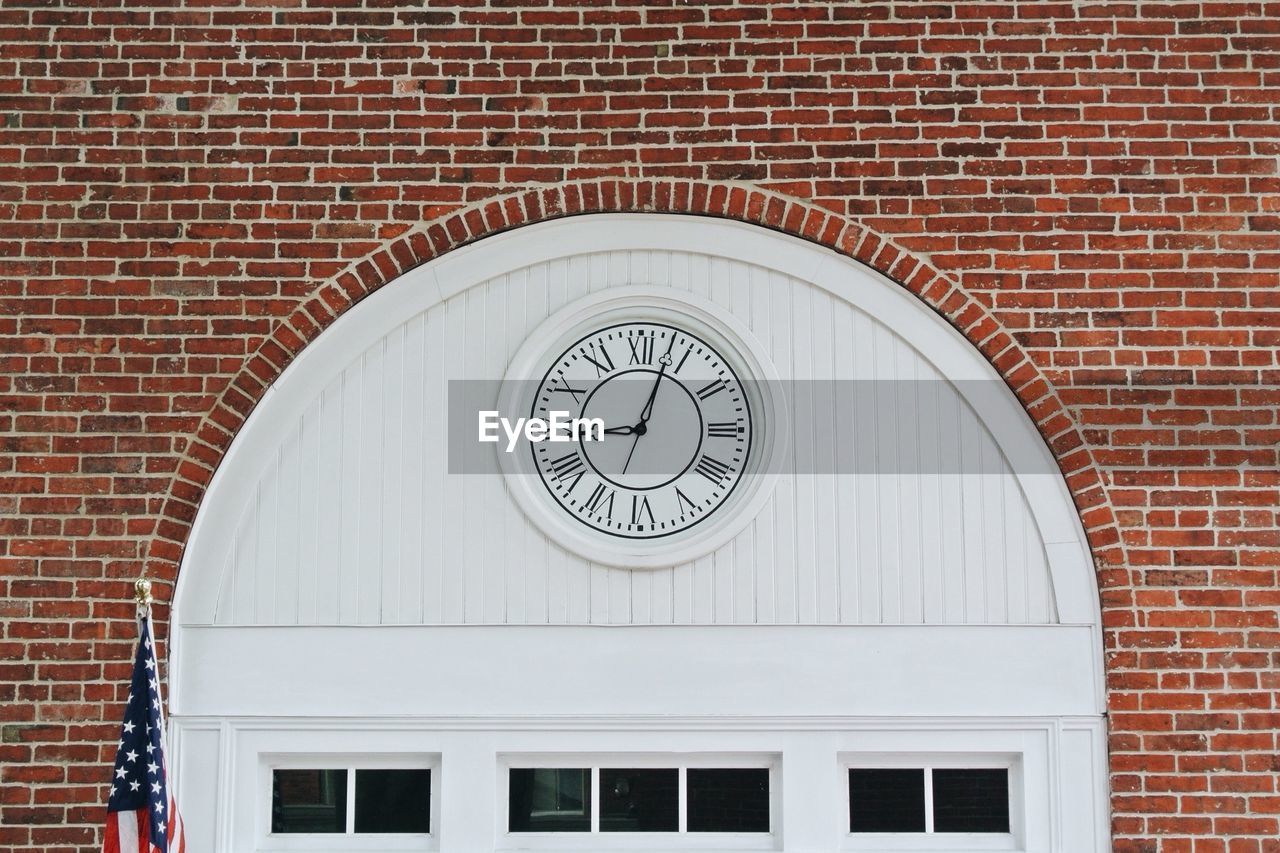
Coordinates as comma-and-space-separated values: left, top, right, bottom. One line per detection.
176, 223, 1085, 631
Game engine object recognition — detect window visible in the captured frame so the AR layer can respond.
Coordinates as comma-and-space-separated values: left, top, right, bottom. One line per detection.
932, 769, 1010, 833
502, 755, 777, 846
272, 769, 347, 834
509, 768, 591, 832
355, 769, 433, 833
271, 766, 432, 836
600, 768, 678, 832
848, 768, 926, 833
687, 768, 770, 833
848, 766, 1011, 836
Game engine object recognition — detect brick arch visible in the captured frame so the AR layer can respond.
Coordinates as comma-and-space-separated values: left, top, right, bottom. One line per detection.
143, 179, 1123, 614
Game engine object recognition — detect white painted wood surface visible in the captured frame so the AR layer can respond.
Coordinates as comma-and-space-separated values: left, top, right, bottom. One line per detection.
171, 716, 1109, 853
168, 216, 1109, 853
185, 223, 1073, 629
175, 624, 1100, 718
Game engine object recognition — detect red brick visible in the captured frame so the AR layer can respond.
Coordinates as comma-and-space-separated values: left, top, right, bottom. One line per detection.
2, 4, 1279, 851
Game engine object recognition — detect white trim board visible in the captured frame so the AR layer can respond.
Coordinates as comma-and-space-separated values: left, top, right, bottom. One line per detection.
174, 624, 1101, 719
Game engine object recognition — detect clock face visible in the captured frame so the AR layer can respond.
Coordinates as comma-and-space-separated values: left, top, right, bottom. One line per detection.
531, 321, 753, 539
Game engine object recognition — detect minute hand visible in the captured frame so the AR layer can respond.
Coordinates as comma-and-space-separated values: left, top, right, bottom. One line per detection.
637, 342, 676, 425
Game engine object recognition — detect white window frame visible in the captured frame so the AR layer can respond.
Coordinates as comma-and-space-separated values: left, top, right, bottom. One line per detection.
201, 717, 1090, 852
258, 752, 441, 852
497, 752, 780, 851
841, 752, 1024, 853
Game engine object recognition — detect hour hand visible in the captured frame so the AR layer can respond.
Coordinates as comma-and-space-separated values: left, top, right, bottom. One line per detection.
602, 424, 637, 436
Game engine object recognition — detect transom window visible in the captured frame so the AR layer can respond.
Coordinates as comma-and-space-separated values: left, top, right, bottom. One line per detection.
844, 757, 1018, 850
501, 754, 777, 847
251, 744, 1036, 852
272, 767, 432, 835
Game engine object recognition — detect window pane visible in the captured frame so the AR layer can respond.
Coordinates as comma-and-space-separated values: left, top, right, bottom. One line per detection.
599, 768, 678, 832
932, 768, 1010, 833
508, 768, 591, 832
354, 769, 431, 833
271, 769, 347, 834
687, 768, 770, 833
848, 768, 926, 833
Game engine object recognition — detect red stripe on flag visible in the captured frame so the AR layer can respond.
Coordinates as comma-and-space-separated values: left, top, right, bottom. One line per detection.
103, 808, 147, 853
168, 794, 186, 853
102, 814, 120, 853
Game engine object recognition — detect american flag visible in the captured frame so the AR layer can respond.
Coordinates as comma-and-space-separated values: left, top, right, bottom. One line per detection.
103, 616, 186, 853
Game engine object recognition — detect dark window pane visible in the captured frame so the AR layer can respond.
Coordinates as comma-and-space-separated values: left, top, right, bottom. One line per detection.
848, 768, 925, 833
354, 769, 431, 833
932, 769, 1010, 833
508, 768, 591, 832
272, 769, 347, 834
600, 768, 678, 832
687, 768, 770, 833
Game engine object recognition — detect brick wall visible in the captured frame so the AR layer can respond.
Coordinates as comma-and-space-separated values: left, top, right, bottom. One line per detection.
1, 2, 1278, 851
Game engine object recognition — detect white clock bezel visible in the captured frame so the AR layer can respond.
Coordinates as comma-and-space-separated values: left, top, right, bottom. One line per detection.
498, 287, 785, 570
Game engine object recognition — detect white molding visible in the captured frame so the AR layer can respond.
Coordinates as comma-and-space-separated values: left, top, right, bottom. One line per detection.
173, 715, 1106, 732
174, 625, 1100, 719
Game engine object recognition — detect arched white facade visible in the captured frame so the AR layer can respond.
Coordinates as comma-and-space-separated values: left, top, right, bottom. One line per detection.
170, 215, 1109, 853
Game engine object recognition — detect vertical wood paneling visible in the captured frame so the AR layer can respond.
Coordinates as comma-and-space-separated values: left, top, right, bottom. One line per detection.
275, 423, 302, 626
209, 250, 1057, 629
793, 286, 818, 624
461, 287, 487, 623
314, 385, 342, 623
937, 389, 966, 624
358, 340, 385, 623
482, 276, 509, 625
440, 299, 466, 623
252, 449, 278, 623
514, 267, 544, 625
749, 265, 777, 626
381, 327, 406, 623
959, 405, 987, 624
851, 308, 880, 624
896, 338, 924, 625
820, 302, 845, 624
422, 306, 445, 625
918, 373, 944, 625
399, 316, 426, 624
770, 270, 798, 624
296, 404, 320, 625
338, 362, 363, 623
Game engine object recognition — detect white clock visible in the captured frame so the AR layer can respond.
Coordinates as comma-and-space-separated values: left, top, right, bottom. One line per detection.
499, 289, 782, 569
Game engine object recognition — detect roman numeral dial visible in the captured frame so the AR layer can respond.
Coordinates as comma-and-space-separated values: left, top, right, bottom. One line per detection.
531, 320, 754, 540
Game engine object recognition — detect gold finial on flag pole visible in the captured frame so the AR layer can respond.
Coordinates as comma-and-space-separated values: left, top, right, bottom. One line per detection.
134, 576, 153, 608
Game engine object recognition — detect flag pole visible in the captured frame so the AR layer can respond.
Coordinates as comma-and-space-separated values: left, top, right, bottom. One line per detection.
137, 573, 185, 845
132, 574, 174, 750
